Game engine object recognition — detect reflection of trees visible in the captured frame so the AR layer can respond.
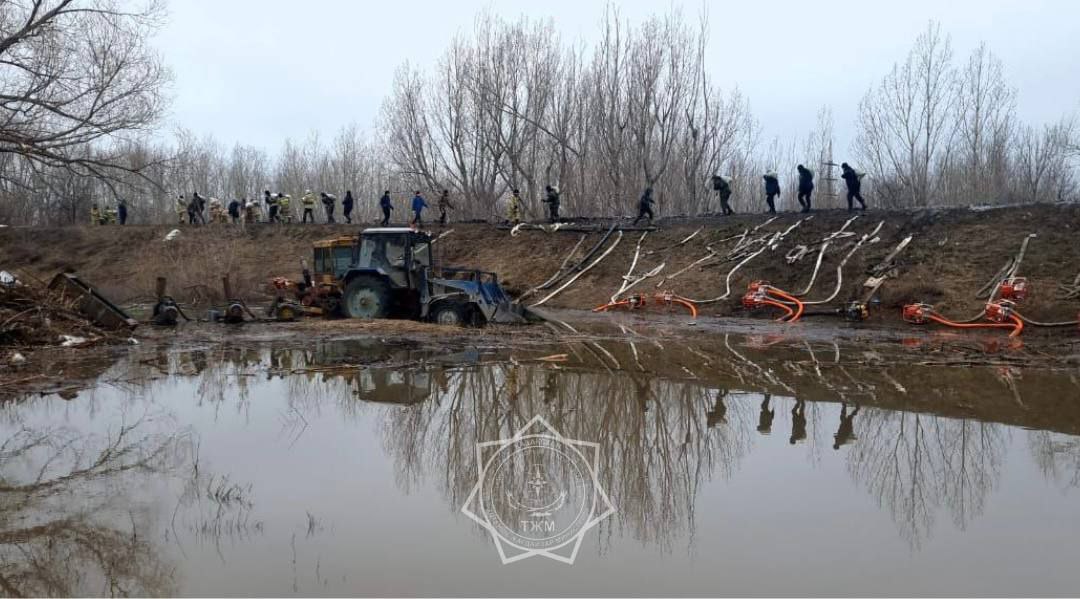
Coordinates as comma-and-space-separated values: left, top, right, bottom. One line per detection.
846, 410, 1007, 547
1029, 430, 1080, 490
376, 359, 755, 552
0, 420, 189, 596
154, 335, 1059, 554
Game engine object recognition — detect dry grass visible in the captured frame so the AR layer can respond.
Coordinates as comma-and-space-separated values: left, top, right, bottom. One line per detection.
2, 204, 1080, 324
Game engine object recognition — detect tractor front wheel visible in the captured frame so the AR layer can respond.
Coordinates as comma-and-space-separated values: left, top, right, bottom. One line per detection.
343, 276, 392, 319
430, 301, 469, 326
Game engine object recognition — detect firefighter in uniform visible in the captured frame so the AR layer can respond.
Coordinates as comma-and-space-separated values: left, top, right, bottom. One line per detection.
278, 194, 292, 223
301, 190, 317, 223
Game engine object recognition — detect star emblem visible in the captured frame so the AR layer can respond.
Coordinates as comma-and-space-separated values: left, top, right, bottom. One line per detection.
461, 415, 616, 564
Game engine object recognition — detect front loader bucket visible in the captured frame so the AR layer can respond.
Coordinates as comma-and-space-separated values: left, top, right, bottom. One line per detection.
488, 301, 544, 324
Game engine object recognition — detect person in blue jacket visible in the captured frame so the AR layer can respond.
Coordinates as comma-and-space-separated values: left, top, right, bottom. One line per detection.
411, 191, 428, 226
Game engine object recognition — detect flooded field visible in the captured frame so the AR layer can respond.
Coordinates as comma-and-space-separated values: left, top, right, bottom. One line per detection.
2, 319, 1080, 596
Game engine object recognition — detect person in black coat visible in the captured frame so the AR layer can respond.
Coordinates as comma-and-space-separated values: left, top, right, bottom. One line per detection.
321, 192, 336, 223
342, 190, 355, 224
763, 171, 780, 214
632, 187, 656, 225
796, 165, 814, 213
542, 186, 561, 223
190, 192, 207, 225
227, 198, 241, 223
265, 190, 279, 223
840, 162, 867, 211
117, 199, 128, 225
711, 175, 734, 216
379, 191, 393, 226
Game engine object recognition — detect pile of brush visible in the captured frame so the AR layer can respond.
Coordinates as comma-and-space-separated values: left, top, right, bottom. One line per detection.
0, 272, 117, 350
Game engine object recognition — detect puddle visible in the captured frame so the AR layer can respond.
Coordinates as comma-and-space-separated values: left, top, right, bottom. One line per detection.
1, 332, 1079, 595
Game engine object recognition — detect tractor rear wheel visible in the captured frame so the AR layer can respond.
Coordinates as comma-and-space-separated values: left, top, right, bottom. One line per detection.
430, 301, 469, 326
343, 276, 392, 319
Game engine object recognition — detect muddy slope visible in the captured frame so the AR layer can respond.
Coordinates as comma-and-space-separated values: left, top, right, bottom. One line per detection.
2, 204, 1079, 324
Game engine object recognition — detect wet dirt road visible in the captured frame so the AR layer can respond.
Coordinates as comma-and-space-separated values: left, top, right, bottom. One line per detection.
1, 315, 1079, 596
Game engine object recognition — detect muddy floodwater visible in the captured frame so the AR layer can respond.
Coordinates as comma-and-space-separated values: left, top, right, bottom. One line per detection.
2, 320, 1080, 596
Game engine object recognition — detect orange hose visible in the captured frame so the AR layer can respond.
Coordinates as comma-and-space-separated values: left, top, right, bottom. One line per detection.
593, 300, 631, 313
760, 298, 795, 321
1008, 314, 1024, 338
766, 288, 805, 322
927, 314, 1015, 331
668, 297, 699, 318
593, 295, 698, 318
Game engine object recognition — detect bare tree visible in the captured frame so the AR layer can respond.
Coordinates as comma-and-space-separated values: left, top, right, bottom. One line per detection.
0, 0, 170, 195
1013, 117, 1077, 203
954, 42, 1016, 204
854, 21, 958, 207
379, 7, 756, 220
227, 143, 269, 202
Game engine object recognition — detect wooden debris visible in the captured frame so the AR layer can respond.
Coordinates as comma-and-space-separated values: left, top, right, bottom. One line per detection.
976, 233, 1036, 299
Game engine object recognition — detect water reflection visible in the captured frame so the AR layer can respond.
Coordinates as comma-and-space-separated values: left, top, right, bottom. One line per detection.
847, 410, 1006, 547
1, 329, 1078, 594
0, 416, 188, 596
145, 335, 1075, 552
757, 394, 775, 435
790, 400, 807, 445
1029, 430, 1080, 490
833, 403, 860, 450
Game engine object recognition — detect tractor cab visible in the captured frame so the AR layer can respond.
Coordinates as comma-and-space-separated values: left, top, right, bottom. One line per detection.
353, 228, 432, 288
311, 236, 358, 282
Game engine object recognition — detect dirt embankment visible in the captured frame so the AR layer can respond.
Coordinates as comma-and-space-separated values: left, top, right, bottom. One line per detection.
2, 204, 1079, 325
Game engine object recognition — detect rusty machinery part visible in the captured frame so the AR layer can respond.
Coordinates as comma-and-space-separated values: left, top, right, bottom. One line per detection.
224, 301, 246, 324
741, 280, 772, 309
593, 292, 698, 318
151, 296, 181, 326
984, 299, 1016, 323
654, 291, 699, 318
844, 301, 869, 322
321, 294, 342, 316
902, 303, 934, 324
274, 302, 299, 322
982, 295, 1076, 329
271, 277, 290, 290
998, 277, 1029, 302
902, 302, 1023, 337
741, 282, 805, 323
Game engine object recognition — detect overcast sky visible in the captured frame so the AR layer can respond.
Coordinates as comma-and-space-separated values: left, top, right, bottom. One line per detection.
153, 0, 1080, 156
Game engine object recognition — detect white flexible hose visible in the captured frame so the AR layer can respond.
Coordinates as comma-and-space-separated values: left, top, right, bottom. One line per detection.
685, 245, 769, 305
795, 242, 830, 297
802, 221, 884, 306
531, 231, 623, 307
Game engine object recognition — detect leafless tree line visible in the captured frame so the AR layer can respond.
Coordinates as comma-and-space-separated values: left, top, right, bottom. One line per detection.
381, 8, 756, 220
854, 22, 1079, 207
0, 6, 1077, 225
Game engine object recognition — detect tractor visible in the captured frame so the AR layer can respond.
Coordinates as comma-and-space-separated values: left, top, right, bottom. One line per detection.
280, 227, 530, 326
